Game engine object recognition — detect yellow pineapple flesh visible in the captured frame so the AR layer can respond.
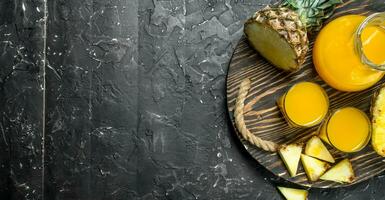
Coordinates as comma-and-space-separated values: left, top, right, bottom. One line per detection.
301, 154, 330, 182
305, 136, 335, 163
372, 85, 385, 157
320, 159, 355, 183
278, 143, 303, 177
277, 186, 308, 200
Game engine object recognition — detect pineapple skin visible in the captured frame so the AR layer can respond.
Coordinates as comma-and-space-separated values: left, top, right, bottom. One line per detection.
244, 6, 309, 71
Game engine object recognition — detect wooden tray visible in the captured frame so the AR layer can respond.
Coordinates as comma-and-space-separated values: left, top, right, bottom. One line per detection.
226, 0, 385, 188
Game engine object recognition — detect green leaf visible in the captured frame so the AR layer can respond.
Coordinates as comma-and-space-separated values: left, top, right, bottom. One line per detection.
281, 0, 343, 32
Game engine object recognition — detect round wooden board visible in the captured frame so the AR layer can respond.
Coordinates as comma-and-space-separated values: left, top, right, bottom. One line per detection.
227, 0, 385, 188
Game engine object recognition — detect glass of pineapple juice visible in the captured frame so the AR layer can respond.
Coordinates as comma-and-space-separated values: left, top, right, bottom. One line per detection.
313, 12, 385, 92
319, 107, 371, 153
277, 82, 329, 127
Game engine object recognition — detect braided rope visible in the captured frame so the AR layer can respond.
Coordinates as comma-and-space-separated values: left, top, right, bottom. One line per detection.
234, 78, 279, 152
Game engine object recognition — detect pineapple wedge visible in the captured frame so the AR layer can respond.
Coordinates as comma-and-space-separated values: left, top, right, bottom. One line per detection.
301, 154, 330, 181
320, 159, 355, 183
371, 85, 385, 157
305, 136, 335, 163
278, 144, 303, 177
277, 186, 308, 200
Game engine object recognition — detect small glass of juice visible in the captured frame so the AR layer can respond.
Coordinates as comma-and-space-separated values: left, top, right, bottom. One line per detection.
277, 82, 329, 127
319, 107, 371, 153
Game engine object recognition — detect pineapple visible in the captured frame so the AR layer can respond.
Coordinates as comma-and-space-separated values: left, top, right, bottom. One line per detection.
278, 143, 303, 177
305, 136, 335, 163
320, 159, 355, 183
371, 85, 385, 157
244, 0, 341, 71
277, 186, 308, 200
301, 154, 330, 181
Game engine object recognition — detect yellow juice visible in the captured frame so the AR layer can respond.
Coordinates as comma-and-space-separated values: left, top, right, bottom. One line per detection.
319, 107, 371, 152
313, 15, 385, 92
278, 82, 329, 127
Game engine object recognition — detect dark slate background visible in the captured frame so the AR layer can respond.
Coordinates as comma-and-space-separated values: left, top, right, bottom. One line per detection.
1, 0, 385, 199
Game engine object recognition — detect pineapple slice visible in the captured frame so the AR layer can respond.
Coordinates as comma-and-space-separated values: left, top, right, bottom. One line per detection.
277, 186, 308, 200
305, 136, 335, 163
372, 85, 385, 157
278, 144, 303, 177
320, 159, 355, 183
301, 154, 330, 181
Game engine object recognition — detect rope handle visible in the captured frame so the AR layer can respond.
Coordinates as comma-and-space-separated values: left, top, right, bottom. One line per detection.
234, 78, 279, 152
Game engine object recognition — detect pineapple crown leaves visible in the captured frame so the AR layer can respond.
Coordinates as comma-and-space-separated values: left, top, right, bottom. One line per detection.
281, 0, 343, 32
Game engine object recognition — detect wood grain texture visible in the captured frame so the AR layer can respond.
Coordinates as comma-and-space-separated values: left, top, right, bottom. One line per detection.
227, 0, 385, 188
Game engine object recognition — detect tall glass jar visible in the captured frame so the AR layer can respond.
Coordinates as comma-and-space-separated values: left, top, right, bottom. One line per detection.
313, 12, 385, 92
355, 12, 385, 71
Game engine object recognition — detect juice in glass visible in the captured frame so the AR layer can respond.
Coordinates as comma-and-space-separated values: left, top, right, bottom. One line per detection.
319, 107, 371, 152
313, 14, 385, 92
277, 82, 329, 127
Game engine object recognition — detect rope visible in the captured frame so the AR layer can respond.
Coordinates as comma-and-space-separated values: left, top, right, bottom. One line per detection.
234, 78, 279, 152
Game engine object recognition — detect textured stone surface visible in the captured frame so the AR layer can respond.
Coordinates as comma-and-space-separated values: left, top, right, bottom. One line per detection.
1, 0, 385, 199
0, 0, 45, 199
